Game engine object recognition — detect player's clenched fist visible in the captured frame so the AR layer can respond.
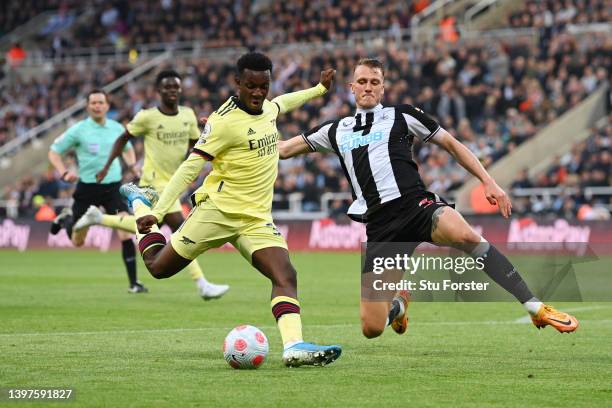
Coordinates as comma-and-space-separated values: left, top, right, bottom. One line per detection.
319, 68, 336, 90
136, 214, 158, 234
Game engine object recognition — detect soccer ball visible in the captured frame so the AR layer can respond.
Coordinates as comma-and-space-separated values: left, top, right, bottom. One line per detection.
223, 325, 269, 369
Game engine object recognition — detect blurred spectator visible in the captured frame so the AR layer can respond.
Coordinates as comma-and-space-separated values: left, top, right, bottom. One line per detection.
33, 195, 56, 221
6, 43, 26, 66
413, 0, 431, 14
511, 168, 533, 189
439, 14, 459, 43
36, 169, 60, 200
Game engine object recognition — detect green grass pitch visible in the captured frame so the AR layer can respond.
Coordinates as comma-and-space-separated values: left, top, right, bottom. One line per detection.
1, 250, 611, 407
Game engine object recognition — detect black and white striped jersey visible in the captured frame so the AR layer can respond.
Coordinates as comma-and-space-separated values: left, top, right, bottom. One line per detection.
302, 103, 441, 222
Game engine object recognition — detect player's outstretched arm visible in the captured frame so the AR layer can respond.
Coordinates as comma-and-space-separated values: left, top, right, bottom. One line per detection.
149, 153, 206, 221
96, 131, 131, 182
279, 136, 312, 159
271, 69, 335, 114
430, 128, 512, 218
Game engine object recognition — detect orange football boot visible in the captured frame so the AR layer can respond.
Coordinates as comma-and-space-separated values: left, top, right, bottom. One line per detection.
531, 304, 579, 333
391, 290, 410, 334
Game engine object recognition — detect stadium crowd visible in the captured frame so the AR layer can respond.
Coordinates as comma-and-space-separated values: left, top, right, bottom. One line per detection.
507, 0, 610, 29
0, 63, 132, 147
0, 0, 79, 37
510, 115, 611, 220
1, 1, 610, 219
55, 0, 420, 50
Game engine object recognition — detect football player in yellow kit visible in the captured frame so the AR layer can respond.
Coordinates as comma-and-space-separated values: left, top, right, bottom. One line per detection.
122, 52, 342, 367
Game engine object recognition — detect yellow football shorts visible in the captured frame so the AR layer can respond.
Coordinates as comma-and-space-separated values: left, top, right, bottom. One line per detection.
170, 197, 287, 263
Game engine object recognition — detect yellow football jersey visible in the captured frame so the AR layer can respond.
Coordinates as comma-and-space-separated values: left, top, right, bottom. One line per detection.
127, 106, 199, 186
191, 97, 281, 220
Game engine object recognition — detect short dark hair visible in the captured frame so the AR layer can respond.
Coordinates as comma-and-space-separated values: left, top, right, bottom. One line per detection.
355, 58, 385, 76
236, 52, 273, 74
87, 89, 109, 103
156, 69, 181, 87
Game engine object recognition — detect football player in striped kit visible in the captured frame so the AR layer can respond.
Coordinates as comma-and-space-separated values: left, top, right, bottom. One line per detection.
279, 58, 579, 338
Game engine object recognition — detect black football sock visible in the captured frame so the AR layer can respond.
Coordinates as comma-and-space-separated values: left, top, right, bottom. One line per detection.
64, 215, 75, 238
121, 239, 138, 286
50, 218, 63, 235
471, 241, 534, 303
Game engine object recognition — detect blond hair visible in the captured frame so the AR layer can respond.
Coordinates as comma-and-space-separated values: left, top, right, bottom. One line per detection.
355, 58, 385, 76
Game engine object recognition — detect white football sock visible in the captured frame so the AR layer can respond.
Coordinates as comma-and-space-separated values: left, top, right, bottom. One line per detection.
523, 297, 543, 316
386, 298, 405, 326
283, 340, 302, 350
196, 276, 209, 289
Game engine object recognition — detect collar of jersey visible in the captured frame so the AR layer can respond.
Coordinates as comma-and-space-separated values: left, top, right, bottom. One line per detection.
157, 107, 179, 116
86, 116, 107, 127
232, 96, 263, 116
355, 104, 383, 116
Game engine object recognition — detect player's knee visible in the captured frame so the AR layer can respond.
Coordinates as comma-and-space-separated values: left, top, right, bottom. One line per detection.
143, 255, 166, 279
275, 273, 296, 291
149, 267, 168, 279
448, 226, 480, 245
360, 312, 385, 338
361, 321, 385, 339
458, 229, 481, 245
148, 269, 164, 279
272, 262, 297, 289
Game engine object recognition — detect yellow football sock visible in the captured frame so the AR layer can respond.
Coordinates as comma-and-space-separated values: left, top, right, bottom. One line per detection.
271, 296, 303, 348
101, 214, 137, 233
184, 259, 205, 281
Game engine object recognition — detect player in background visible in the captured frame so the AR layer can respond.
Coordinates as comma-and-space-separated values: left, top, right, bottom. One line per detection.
48, 90, 146, 293
123, 52, 342, 367
278, 58, 579, 337
75, 70, 229, 300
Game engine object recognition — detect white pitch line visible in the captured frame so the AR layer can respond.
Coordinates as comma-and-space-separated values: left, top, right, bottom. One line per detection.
2, 319, 612, 338
0, 324, 353, 338
513, 305, 609, 324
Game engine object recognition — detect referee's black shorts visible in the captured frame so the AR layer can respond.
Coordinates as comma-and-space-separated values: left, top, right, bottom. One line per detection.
72, 181, 128, 222
362, 190, 452, 274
